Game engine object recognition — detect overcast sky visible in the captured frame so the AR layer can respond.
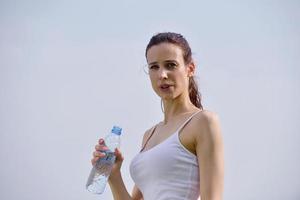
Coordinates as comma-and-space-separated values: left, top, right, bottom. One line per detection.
0, 1, 299, 200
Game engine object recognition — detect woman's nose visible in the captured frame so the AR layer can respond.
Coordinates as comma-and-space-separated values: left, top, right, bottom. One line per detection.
158, 68, 168, 79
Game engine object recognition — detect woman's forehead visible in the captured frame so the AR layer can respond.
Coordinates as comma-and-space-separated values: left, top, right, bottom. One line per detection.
147, 43, 184, 63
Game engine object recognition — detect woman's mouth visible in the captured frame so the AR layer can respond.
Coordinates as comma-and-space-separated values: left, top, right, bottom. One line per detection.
159, 84, 173, 91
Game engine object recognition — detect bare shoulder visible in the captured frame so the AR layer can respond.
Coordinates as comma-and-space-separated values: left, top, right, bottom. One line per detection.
141, 125, 156, 147
192, 109, 222, 142
195, 109, 220, 123
194, 110, 224, 199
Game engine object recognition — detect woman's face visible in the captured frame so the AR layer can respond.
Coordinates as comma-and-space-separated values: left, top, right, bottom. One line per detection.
146, 42, 194, 100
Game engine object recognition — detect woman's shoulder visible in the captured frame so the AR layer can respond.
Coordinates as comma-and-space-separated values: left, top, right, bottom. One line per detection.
191, 109, 222, 141
191, 109, 221, 134
195, 109, 219, 122
143, 126, 154, 139
141, 124, 157, 147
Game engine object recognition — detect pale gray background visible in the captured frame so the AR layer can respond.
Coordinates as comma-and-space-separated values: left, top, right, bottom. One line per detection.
0, 0, 299, 200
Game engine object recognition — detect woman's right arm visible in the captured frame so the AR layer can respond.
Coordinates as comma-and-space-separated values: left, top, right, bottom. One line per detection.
92, 128, 152, 200
92, 139, 133, 200
131, 185, 143, 200
107, 155, 144, 200
108, 169, 133, 200
109, 176, 144, 200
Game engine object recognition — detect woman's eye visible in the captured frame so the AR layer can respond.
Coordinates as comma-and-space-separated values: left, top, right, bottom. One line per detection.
149, 65, 159, 70
165, 63, 177, 70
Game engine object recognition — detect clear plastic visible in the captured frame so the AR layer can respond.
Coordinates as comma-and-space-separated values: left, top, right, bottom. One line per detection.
86, 126, 122, 194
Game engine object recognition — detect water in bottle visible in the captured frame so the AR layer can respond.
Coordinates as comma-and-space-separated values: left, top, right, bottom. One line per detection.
86, 126, 122, 194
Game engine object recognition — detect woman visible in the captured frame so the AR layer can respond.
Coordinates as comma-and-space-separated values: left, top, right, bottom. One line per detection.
91, 32, 224, 200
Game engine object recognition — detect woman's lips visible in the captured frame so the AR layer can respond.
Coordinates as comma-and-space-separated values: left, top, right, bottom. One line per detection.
159, 84, 173, 91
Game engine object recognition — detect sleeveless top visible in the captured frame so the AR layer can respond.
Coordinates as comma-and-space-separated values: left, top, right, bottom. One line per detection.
129, 111, 201, 200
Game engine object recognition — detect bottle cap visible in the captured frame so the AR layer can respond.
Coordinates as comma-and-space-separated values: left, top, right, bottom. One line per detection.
111, 126, 122, 135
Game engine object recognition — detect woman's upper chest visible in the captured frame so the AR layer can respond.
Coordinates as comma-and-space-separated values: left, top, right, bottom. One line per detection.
145, 119, 199, 155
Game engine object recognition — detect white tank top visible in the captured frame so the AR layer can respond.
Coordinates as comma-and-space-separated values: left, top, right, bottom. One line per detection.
130, 111, 201, 200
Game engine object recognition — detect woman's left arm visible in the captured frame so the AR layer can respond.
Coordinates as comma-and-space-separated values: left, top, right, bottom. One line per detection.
195, 112, 224, 200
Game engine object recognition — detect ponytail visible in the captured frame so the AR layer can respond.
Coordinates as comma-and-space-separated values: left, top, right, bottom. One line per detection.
189, 76, 203, 110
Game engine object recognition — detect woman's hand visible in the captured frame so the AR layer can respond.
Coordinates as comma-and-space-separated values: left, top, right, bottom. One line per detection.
91, 138, 124, 180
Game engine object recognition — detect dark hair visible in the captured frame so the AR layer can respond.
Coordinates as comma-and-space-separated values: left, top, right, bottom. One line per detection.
145, 32, 203, 110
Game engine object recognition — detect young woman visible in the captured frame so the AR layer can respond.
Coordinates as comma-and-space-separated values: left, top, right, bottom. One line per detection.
91, 32, 224, 200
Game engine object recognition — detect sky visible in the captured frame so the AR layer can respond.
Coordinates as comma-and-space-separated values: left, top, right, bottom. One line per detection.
0, 0, 299, 200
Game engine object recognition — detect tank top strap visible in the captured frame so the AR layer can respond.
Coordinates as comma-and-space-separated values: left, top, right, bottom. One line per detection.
140, 124, 158, 152
140, 110, 202, 153
175, 110, 202, 134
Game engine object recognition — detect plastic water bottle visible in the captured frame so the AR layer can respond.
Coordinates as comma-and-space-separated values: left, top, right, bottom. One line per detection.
86, 126, 122, 194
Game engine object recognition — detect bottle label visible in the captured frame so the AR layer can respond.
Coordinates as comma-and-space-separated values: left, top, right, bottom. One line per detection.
95, 150, 116, 176
101, 150, 116, 162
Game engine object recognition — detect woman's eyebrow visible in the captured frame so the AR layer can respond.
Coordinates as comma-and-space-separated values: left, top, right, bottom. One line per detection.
164, 60, 178, 63
148, 60, 177, 65
148, 61, 158, 65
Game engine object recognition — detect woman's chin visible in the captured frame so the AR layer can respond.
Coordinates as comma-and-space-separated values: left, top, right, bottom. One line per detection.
155, 90, 176, 100
159, 94, 175, 100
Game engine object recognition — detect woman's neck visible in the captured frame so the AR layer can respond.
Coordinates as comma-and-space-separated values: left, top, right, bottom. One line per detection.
162, 97, 199, 124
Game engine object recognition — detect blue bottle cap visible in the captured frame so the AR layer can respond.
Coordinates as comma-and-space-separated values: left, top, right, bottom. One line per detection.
111, 126, 122, 135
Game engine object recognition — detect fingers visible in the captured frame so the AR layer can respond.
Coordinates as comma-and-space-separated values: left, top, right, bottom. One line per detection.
91, 151, 105, 165
95, 144, 109, 151
91, 138, 108, 166
115, 148, 121, 155
93, 151, 106, 157
114, 148, 124, 161
96, 138, 109, 151
91, 141, 107, 165
98, 138, 105, 145
91, 139, 124, 166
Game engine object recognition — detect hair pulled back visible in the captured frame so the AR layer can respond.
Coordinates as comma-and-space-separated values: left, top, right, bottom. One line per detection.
145, 32, 203, 110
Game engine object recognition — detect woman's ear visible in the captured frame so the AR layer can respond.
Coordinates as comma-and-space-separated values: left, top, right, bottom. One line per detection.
187, 61, 196, 77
